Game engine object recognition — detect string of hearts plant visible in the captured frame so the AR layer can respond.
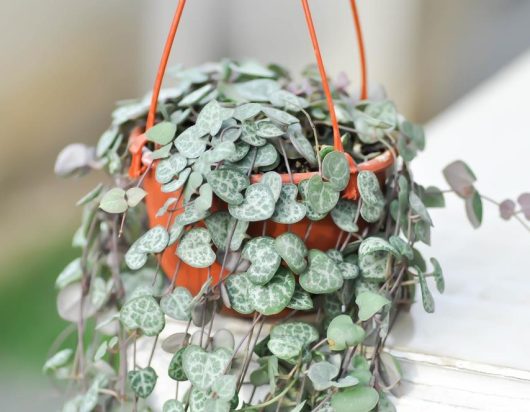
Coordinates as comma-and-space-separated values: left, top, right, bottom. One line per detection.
49, 4, 530, 412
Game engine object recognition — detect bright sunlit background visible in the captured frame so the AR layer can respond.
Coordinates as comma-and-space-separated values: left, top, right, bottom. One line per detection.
1, 0, 530, 410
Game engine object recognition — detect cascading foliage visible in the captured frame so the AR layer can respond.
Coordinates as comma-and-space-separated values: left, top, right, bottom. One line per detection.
51, 59, 492, 412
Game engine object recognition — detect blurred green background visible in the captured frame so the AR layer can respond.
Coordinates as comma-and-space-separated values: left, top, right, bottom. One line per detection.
2, 0, 530, 410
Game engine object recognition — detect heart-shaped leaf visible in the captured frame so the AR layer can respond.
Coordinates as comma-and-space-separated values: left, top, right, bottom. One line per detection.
241, 122, 267, 146
99, 188, 128, 213
174, 202, 209, 226
120, 295, 165, 336
307, 175, 340, 214
249, 267, 295, 315
175, 126, 208, 158
205, 212, 231, 249
160, 287, 192, 321
256, 120, 284, 138
331, 199, 359, 232
182, 345, 232, 391
234, 103, 262, 121
226, 142, 250, 162
207, 168, 249, 205
358, 171, 385, 207
274, 232, 308, 274
228, 183, 275, 222
409, 191, 433, 226
125, 226, 169, 270
161, 168, 191, 193
360, 200, 383, 223
339, 261, 359, 280
146, 122, 176, 145
356, 291, 390, 321
322, 151, 350, 191
327, 315, 365, 351
307, 361, 340, 390
212, 374, 237, 401
126, 188, 147, 207
168, 348, 187, 381
299, 250, 344, 294
262, 106, 299, 125
183, 171, 203, 201
194, 184, 213, 211
177, 228, 216, 268
155, 153, 187, 184
242, 237, 281, 285
127, 367, 158, 399
358, 250, 389, 281
260, 171, 282, 202
299, 179, 328, 221
287, 123, 317, 167
189, 387, 209, 412
196, 100, 234, 136
271, 184, 307, 224
443, 160, 477, 198
331, 386, 379, 412
388, 235, 413, 260
163, 400, 185, 412
269, 89, 308, 111
224, 273, 254, 315
178, 84, 213, 107
268, 321, 318, 360
359, 237, 398, 257
254, 143, 279, 168
287, 284, 313, 311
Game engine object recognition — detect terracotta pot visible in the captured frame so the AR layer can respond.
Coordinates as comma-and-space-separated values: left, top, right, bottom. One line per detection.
143, 150, 394, 295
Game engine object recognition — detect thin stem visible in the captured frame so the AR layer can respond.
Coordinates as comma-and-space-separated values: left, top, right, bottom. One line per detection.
301, 107, 322, 174
278, 139, 294, 184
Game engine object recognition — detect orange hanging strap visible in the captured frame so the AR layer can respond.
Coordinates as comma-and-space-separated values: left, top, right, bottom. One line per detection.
129, 0, 188, 178
300, 0, 344, 153
349, 0, 367, 100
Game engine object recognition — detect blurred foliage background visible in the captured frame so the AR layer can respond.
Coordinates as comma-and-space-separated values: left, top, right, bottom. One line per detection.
1, 0, 530, 410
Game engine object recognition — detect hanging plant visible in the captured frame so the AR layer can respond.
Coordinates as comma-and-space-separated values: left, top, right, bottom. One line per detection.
50, 1, 530, 411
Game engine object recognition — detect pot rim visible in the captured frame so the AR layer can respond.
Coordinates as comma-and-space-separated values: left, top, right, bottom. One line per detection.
249, 149, 394, 184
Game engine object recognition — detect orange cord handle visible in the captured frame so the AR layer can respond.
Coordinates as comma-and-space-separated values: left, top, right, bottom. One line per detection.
300, 0, 343, 153
350, 0, 368, 100
129, 0, 368, 177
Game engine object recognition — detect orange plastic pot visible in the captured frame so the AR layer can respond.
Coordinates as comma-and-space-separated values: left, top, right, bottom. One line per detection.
143, 150, 394, 295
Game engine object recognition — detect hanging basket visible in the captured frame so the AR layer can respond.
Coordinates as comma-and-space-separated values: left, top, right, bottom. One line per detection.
129, 0, 394, 296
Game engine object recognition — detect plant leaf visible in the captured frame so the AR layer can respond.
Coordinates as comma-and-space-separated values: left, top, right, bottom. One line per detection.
322, 151, 350, 191
182, 345, 232, 391
271, 184, 307, 224
307, 361, 339, 391
299, 250, 344, 294
242, 237, 281, 285
356, 291, 390, 321
327, 315, 365, 351
249, 267, 295, 315
99, 188, 127, 213
331, 386, 379, 412
418, 272, 435, 313
160, 287, 192, 321
274, 232, 308, 274
358, 171, 384, 207
126, 187, 147, 207
120, 295, 165, 336
146, 122, 176, 145
307, 175, 340, 214
127, 367, 158, 399
443, 160, 477, 198
228, 183, 276, 222
331, 199, 359, 232
177, 228, 216, 268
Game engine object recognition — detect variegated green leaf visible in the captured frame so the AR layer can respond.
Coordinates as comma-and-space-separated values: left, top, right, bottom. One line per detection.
161, 168, 191, 193
299, 250, 344, 294
249, 267, 295, 315
241, 122, 266, 146
120, 295, 165, 336
242, 237, 281, 285
287, 284, 314, 310
234, 102, 262, 121
178, 84, 213, 106
160, 287, 192, 321
260, 171, 282, 202
182, 345, 232, 391
274, 232, 308, 274
360, 200, 383, 223
389, 235, 413, 260
207, 168, 249, 205
322, 151, 350, 191
163, 399, 185, 412
287, 123, 317, 166
174, 126, 208, 158
409, 191, 433, 226
174, 202, 209, 226
155, 153, 187, 184
225, 273, 254, 315
267, 338, 303, 360
177, 228, 216, 268
430, 257, 444, 293
254, 143, 279, 168
127, 367, 158, 399
307, 175, 340, 214
268, 321, 318, 360
299, 179, 328, 221
226, 142, 250, 162
125, 226, 169, 270
212, 374, 237, 401
228, 183, 275, 222
358, 171, 385, 207
262, 106, 299, 125
359, 237, 398, 257
269, 89, 309, 111
271, 184, 306, 224
418, 272, 435, 313
339, 261, 359, 280
356, 291, 391, 321
256, 120, 284, 138
359, 250, 389, 281
168, 348, 187, 381
196, 100, 234, 136
331, 199, 359, 232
